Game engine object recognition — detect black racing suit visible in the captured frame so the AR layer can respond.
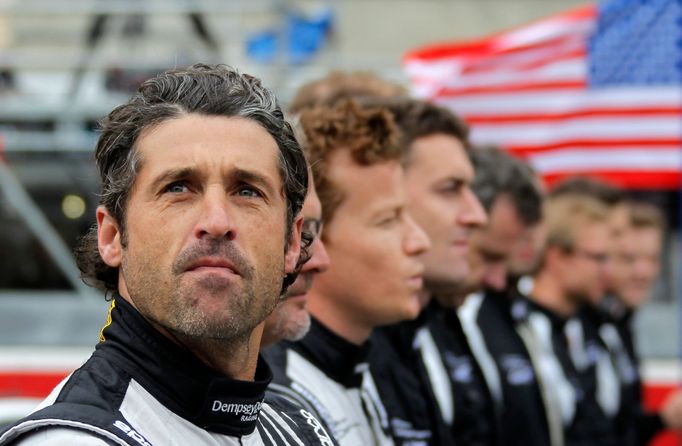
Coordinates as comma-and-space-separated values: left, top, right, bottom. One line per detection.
458, 289, 555, 446
567, 306, 622, 446
263, 317, 394, 446
0, 296, 335, 446
600, 299, 665, 445
417, 300, 499, 446
516, 296, 617, 446
369, 316, 456, 445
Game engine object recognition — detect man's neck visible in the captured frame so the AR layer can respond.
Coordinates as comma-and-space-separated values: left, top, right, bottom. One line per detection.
307, 293, 372, 346
172, 328, 262, 380
425, 277, 471, 308
531, 271, 577, 318
118, 290, 261, 381
432, 290, 468, 309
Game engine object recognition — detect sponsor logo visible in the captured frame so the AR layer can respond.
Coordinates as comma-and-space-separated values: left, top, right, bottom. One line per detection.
390, 417, 432, 441
211, 399, 262, 422
501, 354, 535, 385
585, 341, 602, 364
443, 353, 473, 383
300, 409, 335, 446
112, 420, 153, 446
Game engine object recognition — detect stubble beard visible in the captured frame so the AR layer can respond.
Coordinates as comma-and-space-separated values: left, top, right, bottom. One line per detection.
566, 287, 592, 310
121, 241, 284, 346
270, 301, 311, 342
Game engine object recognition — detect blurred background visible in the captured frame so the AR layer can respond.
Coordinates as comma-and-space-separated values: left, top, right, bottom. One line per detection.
0, 0, 679, 431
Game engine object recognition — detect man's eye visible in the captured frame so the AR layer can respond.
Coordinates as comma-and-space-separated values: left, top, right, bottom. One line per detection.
378, 212, 400, 226
166, 182, 189, 193
438, 181, 464, 194
237, 187, 261, 198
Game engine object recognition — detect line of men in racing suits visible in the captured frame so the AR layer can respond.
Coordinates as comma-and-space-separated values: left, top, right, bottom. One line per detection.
260, 70, 682, 446
3, 66, 680, 446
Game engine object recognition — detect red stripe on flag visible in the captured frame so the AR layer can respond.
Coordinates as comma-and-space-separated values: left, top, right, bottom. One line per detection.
465, 108, 682, 125
435, 80, 586, 98
460, 39, 586, 75
542, 171, 681, 190
506, 139, 682, 155
499, 49, 585, 73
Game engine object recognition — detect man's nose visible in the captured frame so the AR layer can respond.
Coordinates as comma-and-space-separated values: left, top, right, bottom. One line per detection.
460, 188, 488, 229
196, 189, 237, 241
405, 213, 431, 256
302, 236, 331, 274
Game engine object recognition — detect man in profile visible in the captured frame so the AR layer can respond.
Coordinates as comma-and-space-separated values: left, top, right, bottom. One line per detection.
0, 64, 334, 446
549, 179, 682, 444
368, 98, 489, 445
264, 100, 430, 446
456, 147, 552, 446
520, 193, 616, 445
564, 193, 682, 445
606, 201, 674, 445
261, 171, 330, 347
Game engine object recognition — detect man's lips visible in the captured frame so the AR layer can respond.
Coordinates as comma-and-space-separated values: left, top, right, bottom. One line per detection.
284, 293, 308, 310
407, 274, 424, 290
283, 273, 314, 300
185, 257, 240, 275
284, 288, 308, 299
406, 264, 425, 291
452, 239, 469, 252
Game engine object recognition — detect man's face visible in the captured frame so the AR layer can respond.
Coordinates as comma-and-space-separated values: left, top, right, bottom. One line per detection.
508, 222, 546, 278
262, 181, 330, 344
310, 151, 429, 328
560, 222, 611, 307
97, 114, 302, 343
604, 203, 630, 293
612, 225, 662, 309
404, 134, 486, 292
467, 195, 527, 292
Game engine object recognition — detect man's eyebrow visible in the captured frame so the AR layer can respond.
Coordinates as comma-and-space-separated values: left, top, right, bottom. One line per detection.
438, 175, 466, 183
151, 167, 195, 190
149, 166, 278, 196
226, 168, 277, 197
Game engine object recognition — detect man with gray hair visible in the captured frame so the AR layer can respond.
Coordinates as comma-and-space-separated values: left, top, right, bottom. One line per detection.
0, 64, 334, 446
456, 147, 553, 446
261, 169, 330, 347
461, 146, 543, 295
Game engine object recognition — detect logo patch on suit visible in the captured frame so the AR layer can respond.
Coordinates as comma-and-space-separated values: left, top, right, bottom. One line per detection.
500, 354, 535, 385
443, 353, 473, 383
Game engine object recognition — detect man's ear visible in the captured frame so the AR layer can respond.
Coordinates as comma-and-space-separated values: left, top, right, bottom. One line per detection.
97, 205, 122, 267
284, 214, 304, 274
544, 245, 566, 272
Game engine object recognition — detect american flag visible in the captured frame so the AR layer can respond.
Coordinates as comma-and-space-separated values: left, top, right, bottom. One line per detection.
403, 0, 682, 189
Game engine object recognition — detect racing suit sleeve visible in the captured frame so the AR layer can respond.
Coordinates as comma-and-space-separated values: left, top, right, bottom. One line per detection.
11, 427, 109, 445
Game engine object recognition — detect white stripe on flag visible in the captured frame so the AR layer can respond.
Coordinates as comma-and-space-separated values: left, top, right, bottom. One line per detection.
434, 58, 585, 90
405, 59, 464, 82
529, 148, 682, 173
434, 87, 682, 115
470, 117, 682, 146
497, 17, 594, 49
